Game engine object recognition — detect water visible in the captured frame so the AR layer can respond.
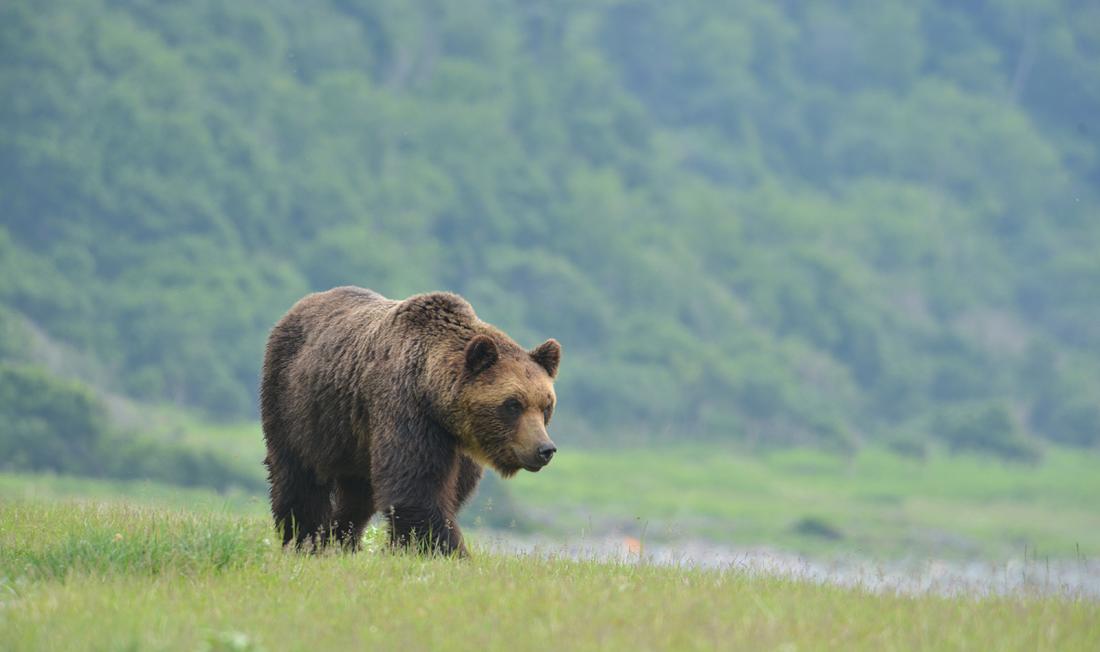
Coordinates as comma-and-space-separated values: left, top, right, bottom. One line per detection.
480, 533, 1100, 599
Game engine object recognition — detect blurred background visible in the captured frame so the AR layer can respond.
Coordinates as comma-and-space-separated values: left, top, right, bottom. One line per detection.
2, 0, 1098, 560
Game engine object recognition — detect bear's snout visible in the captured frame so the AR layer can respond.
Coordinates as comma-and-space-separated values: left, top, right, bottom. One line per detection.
537, 443, 557, 464
518, 439, 556, 472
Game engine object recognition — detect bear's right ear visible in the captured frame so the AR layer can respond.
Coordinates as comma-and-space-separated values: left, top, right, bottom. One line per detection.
530, 338, 561, 379
464, 334, 499, 376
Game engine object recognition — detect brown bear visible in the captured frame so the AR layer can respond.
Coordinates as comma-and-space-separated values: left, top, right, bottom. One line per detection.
260, 286, 561, 556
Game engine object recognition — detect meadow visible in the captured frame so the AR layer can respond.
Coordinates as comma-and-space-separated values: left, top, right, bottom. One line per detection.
508, 445, 1100, 559
55, 415, 1100, 560
7, 415, 1100, 562
1, 499, 1097, 651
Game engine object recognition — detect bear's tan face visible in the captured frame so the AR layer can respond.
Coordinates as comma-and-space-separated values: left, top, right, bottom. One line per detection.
455, 335, 560, 478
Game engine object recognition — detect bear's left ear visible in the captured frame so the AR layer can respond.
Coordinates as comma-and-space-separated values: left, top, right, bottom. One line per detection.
465, 334, 499, 376
530, 339, 561, 379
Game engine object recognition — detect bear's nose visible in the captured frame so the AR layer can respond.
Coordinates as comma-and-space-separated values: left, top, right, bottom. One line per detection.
537, 443, 557, 464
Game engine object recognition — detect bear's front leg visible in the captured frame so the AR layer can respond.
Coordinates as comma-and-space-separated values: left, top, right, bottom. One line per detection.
371, 417, 469, 557
386, 504, 467, 557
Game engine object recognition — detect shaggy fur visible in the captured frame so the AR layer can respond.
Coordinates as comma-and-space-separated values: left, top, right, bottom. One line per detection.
260, 287, 560, 556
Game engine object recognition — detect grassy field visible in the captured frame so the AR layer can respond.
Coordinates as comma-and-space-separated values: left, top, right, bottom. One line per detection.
0, 472, 265, 515
7, 414, 1100, 560
509, 445, 1100, 559
148, 416, 1100, 558
1, 499, 1096, 651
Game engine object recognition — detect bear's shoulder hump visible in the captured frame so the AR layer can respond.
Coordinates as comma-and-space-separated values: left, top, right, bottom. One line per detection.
395, 292, 477, 329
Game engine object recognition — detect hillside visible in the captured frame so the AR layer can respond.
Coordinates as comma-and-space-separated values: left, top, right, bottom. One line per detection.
2, 0, 1099, 460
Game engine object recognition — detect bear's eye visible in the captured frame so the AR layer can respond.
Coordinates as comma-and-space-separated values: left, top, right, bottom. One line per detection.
543, 406, 553, 425
502, 398, 524, 418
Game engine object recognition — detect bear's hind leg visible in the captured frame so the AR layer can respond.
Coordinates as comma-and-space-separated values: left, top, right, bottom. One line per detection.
268, 448, 333, 549
330, 476, 375, 551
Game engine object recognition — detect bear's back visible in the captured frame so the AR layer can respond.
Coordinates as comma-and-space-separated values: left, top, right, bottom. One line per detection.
289, 286, 396, 333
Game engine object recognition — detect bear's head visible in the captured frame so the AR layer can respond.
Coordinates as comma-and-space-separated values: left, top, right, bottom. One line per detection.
452, 334, 561, 478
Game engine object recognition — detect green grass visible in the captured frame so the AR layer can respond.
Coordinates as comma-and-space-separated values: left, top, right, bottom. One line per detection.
509, 445, 1100, 559
0, 471, 267, 516
0, 500, 1096, 651
134, 407, 268, 485
10, 413, 1100, 559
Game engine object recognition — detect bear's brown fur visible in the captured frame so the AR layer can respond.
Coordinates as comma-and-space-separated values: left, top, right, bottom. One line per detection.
260, 287, 561, 556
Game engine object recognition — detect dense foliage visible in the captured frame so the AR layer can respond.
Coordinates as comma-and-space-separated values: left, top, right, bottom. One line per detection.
0, 360, 259, 489
0, 363, 107, 473
2, 0, 1098, 459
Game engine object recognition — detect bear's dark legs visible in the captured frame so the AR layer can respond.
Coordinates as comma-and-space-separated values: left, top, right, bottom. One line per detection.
330, 476, 375, 550
267, 449, 333, 549
372, 419, 468, 557
454, 455, 483, 511
385, 504, 466, 557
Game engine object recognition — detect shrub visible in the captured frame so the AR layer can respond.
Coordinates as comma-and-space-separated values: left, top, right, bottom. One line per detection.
0, 364, 108, 474
0, 363, 261, 490
932, 401, 1042, 463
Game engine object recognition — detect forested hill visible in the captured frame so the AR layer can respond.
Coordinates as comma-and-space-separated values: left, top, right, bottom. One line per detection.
2, 1, 1098, 457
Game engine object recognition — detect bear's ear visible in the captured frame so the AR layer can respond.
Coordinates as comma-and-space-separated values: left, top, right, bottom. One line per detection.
464, 334, 499, 376
530, 339, 561, 379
